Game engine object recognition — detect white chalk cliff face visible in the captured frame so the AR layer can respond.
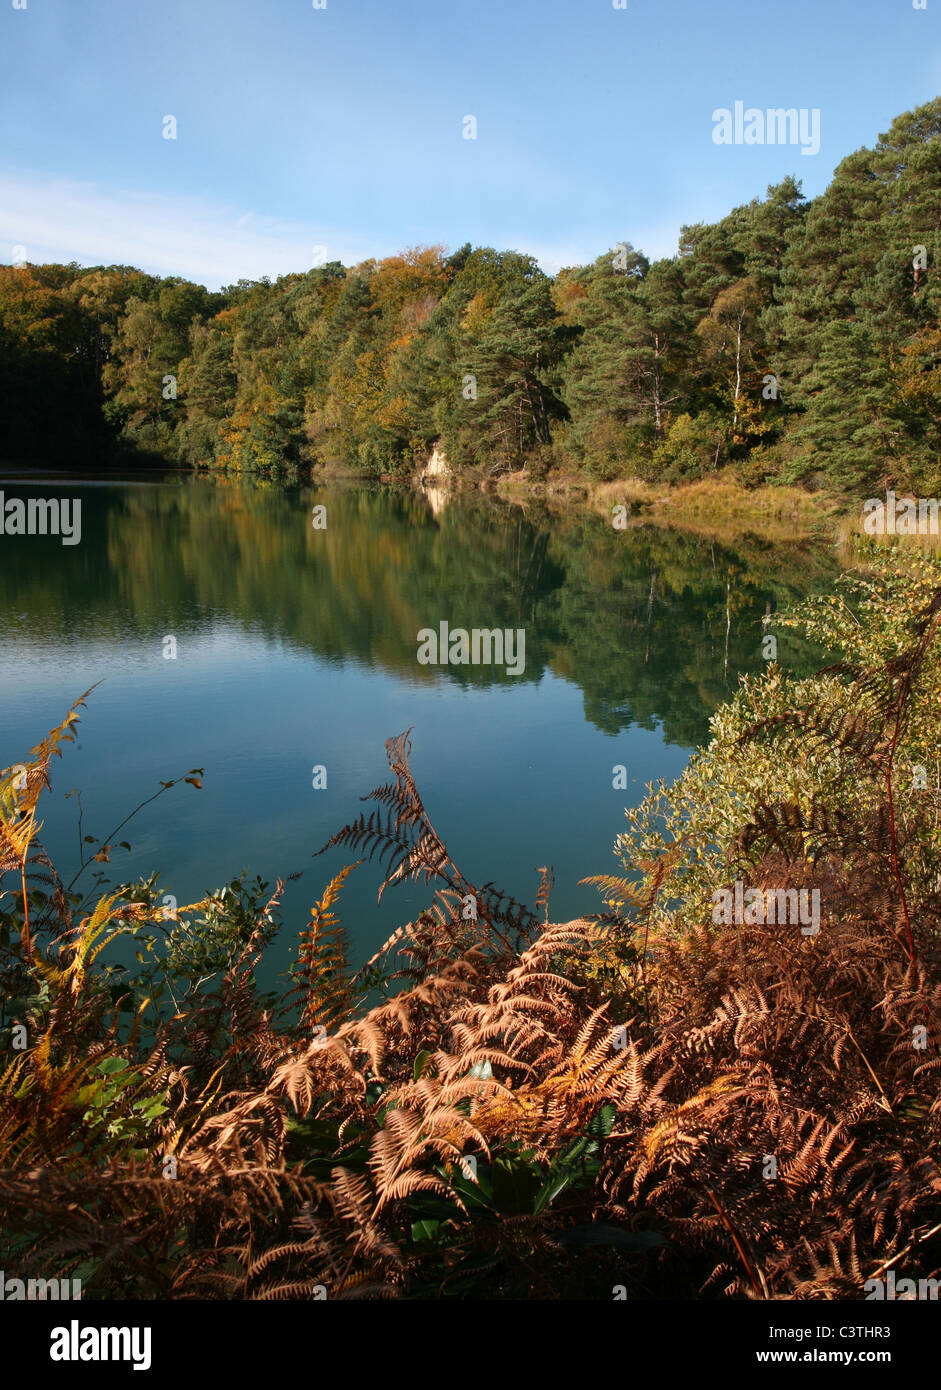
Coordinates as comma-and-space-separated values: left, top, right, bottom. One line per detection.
423, 441, 450, 482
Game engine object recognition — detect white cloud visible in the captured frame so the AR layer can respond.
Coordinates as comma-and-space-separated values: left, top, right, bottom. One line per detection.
0, 172, 385, 288
0, 171, 685, 287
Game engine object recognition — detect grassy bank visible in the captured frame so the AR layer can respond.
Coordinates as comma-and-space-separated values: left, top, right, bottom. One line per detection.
491, 469, 847, 544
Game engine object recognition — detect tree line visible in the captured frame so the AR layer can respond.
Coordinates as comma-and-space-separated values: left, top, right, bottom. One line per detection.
4, 98, 941, 495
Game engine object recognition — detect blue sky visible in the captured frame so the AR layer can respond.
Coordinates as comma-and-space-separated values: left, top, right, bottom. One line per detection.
2, 0, 940, 288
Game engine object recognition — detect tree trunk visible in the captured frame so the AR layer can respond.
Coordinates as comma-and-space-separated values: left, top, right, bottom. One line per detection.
652, 332, 663, 432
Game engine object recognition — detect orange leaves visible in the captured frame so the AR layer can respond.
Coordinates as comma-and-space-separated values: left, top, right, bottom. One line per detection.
551, 272, 588, 320
376, 393, 412, 431
369, 245, 450, 317
287, 861, 361, 1038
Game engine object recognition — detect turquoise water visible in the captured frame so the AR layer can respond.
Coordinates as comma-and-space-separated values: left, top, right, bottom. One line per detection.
0, 473, 838, 986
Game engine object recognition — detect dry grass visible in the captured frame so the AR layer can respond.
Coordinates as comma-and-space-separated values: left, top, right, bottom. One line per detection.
493, 471, 844, 541
589, 477, 841, 533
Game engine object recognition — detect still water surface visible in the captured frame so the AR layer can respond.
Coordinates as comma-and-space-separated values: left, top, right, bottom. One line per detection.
0, 474, 839, 985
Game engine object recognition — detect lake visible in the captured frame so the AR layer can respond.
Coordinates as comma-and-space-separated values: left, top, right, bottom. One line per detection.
0, 472, 840, 989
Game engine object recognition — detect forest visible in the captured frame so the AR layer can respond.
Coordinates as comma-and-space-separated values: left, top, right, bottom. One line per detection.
4, 98, 941, 496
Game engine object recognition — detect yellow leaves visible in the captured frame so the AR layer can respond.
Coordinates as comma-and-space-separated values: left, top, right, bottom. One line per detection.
311, 860, 361, 924
475, 1077, 561, 1130
68, 892, 129, 990
895, 318, 941, 407
0, 809, 39, 869
1, 690, 100, 959
376, 394, 411, 431
469, 1007, 630, 1149
370, 245, 449, 315
642, 1072, 747, 1165
551, 273, 588, 319
291, 861, 362, 1036
461, 291, 491, 338
579, 873, 642, 913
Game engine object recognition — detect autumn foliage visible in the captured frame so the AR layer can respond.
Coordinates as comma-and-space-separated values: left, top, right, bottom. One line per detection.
1, 560, 940, 1299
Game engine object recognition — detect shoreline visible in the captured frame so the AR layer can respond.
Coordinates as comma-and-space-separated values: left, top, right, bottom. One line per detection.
0, 455, 890, 549
471, 468, 849, 545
